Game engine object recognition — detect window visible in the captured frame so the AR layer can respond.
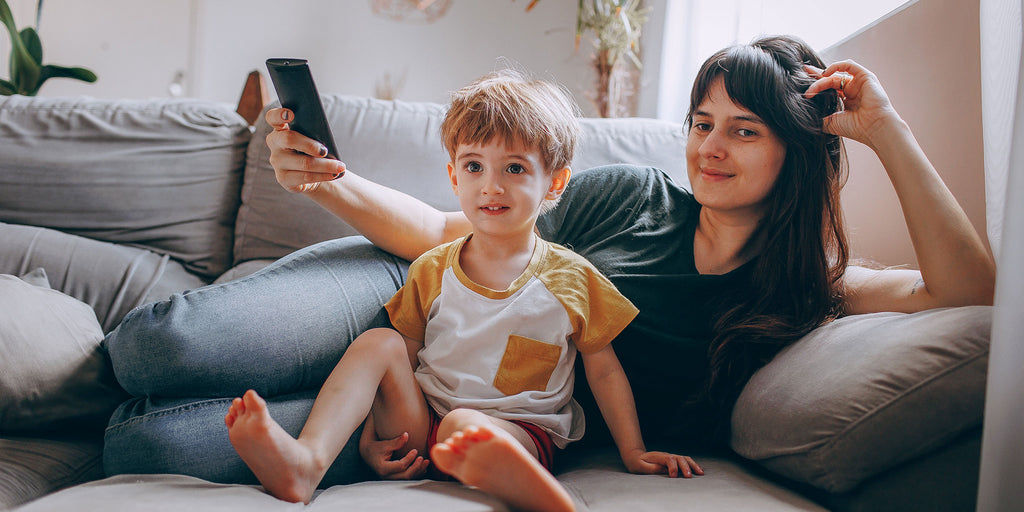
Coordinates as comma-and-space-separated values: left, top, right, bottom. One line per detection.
650, 0, 915, 121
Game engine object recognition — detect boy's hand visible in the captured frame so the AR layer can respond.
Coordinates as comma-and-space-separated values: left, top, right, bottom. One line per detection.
623, 449, 704, 478
359, 430, 430, 480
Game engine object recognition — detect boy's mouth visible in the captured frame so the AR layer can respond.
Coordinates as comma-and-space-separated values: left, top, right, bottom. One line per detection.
480, 205, 509, 214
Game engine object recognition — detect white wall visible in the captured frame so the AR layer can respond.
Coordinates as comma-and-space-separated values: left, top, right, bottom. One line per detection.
824, 0, 989, 267
1, 0, 193, 100
0, 0, 624, 116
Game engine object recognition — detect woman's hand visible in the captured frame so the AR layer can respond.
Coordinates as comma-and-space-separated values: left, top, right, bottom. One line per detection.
622, 448, 704, 478
804, 60, 901, 150
265, 107, 347, 194
358, 429, 431, 480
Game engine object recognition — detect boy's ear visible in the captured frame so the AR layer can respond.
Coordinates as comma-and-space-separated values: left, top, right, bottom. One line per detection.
545, 167, 571, 200
447, 162, 459, 195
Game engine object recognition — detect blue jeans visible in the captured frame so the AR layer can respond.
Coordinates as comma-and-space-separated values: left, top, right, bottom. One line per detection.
103, 237, 409, 485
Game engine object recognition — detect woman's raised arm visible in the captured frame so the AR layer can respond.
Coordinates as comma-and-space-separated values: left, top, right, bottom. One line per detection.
265, 107, 472, 262
805, 61, 995, 314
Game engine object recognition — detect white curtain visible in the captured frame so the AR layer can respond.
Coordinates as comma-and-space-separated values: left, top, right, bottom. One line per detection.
977, 0, 1024, 510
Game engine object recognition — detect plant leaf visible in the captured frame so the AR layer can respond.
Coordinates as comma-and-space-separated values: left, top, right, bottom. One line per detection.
20, 26, 41, 64
0, 0, 18, 34
39, 64, 96, 83
32, 64, 96, 94
0, 77, 17, 95
1, 0, 40, 94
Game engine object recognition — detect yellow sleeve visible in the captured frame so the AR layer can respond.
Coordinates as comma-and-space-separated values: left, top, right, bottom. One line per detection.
571, 266, 639, 354
541, 244, 639, 354
384, 245, 448, 342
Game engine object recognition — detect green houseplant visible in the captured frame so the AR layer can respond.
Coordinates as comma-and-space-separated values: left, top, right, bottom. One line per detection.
575, 0, 648, 117
0, 0, 96, 95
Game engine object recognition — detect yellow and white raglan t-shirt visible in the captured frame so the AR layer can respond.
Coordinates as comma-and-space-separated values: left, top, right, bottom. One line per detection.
385, 235, 638, 449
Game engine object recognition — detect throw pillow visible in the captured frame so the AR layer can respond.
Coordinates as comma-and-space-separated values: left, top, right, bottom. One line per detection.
730, 306, 991, 493
0, 274, 126, 434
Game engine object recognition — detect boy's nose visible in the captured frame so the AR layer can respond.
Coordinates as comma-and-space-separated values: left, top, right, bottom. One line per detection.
481, 173, 504, 194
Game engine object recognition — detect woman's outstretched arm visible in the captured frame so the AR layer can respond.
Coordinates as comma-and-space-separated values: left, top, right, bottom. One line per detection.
265, 107, 472, 262
806, 61, 996, 314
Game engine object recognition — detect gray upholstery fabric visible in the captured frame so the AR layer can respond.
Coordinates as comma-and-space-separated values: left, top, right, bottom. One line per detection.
0, 437, 103, 510
232, 95, 687, 264
730, 306, 991, 493
15, 452, 828, 512
0, 96, 250, 278
0, 275, 125, 434
0, 222, 207, 332
17, 267, 50, 288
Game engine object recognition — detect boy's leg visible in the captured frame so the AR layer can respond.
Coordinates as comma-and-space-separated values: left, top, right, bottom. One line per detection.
431, 409, 576, 512
225, 328, 429, 504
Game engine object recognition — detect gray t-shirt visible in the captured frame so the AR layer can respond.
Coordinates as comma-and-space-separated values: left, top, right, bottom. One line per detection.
537, 164, 753, 444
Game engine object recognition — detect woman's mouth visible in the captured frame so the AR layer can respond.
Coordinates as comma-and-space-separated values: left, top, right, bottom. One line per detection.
700, 168, 734, 182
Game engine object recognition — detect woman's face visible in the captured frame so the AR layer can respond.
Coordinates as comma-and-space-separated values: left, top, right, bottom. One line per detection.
686, 78, 787, 221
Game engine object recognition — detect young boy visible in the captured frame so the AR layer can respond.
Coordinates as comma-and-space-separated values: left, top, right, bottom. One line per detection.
224, 70, 703, 511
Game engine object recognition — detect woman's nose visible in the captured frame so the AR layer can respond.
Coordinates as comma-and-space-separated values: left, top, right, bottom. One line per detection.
698, 130, 727, 160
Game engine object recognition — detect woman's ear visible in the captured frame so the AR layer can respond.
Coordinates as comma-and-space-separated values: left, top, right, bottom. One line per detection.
447, 162, 459, 195
545, 167, 571, 200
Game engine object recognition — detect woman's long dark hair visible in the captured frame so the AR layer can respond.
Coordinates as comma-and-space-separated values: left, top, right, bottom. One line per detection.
685, 36, 850, 439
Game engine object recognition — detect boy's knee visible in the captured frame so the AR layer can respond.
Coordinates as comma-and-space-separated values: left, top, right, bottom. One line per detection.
349, 328, 406, 358
438, 408, 488, 435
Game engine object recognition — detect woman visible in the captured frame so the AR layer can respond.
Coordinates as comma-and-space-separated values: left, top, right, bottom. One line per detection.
103, 36, 994, 483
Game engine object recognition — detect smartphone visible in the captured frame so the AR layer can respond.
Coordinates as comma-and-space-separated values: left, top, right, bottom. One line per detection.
265, 58, 340, 160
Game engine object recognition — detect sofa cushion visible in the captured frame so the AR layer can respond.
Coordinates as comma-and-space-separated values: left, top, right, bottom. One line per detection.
730, 306, 991, 493
0, 222, 207, 332
0, 96, 250, 278
233, 95, 687, 264
0, 274, 126, 435
0, 437, 104, 510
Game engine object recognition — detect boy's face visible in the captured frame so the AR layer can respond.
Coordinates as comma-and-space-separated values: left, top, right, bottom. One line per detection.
447, 140, 569, 240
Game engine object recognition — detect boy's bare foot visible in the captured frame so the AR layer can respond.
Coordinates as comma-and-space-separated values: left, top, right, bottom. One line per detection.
224, 390, 322, 504
430, 424, 575, 512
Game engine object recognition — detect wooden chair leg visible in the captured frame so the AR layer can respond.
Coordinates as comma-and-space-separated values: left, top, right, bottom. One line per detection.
236, 70, 271, 126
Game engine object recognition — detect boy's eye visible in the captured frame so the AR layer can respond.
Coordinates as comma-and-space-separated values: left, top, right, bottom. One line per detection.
465, 161, 482, 173
506, 163, 525, 175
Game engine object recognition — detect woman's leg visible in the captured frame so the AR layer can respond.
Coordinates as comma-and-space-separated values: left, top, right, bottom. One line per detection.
103, 391, 375, 486
105, 236, 408, 398
102, 237, 409, 483
224, 328, 430, 503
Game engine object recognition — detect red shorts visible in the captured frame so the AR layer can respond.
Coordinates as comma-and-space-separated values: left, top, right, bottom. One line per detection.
424, 411, 556, 480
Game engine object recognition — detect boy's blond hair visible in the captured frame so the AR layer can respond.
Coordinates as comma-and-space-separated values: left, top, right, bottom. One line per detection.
440, 69, 580, 176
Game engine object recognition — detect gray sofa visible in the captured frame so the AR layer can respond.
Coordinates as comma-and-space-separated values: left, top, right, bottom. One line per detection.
0, 93, 992, 511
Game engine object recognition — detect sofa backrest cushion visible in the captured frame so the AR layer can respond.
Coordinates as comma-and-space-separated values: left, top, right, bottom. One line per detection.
0, 96, 250, 278
233, 94, 687, 264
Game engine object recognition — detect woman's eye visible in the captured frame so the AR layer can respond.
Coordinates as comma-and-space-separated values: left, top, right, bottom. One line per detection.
506, 163, 525, 175
466, 161, 482, 173
693, 122, 712, 133
737, 128, 757, 137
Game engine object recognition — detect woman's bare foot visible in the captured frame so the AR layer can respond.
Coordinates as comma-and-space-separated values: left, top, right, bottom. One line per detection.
430, 424, 575, 512
224, 390, 323, 504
